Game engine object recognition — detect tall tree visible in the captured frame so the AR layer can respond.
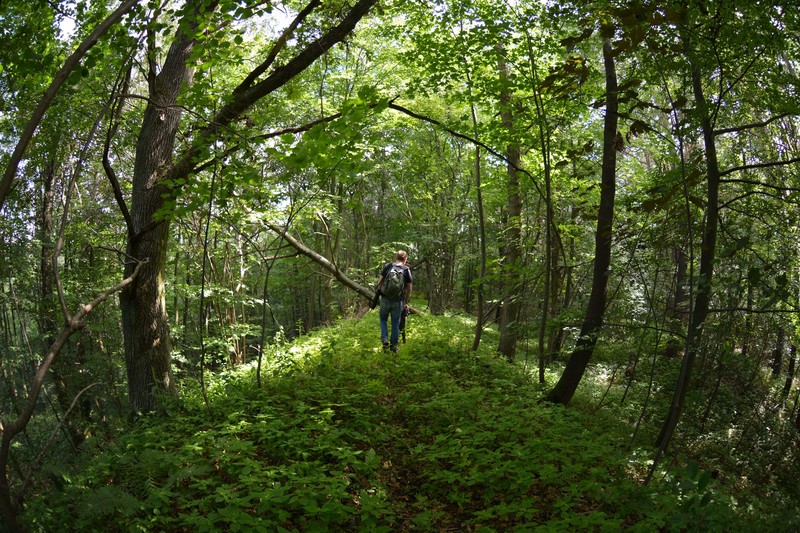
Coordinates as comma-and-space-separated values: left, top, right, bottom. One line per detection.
655, 1, 800, 450
496, 43, 523, 361
116, 0, 379, 412
546, 32, 619, 404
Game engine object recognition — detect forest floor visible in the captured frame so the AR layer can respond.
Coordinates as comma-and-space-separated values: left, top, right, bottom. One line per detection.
22, 309, 788, 531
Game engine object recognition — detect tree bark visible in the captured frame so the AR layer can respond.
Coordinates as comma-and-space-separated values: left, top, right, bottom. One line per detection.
121, 17, 198, 411
782, 344, 796, 400
546, 37, 618, 404
496, 45, 522, 362
471, 147, 488, 350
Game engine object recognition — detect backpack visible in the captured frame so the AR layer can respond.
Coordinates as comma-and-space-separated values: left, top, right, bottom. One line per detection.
382, 265, 406, 301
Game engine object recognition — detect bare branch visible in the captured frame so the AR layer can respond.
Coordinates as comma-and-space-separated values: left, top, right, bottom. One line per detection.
18, 383, 101, 501
0, 259, 145, 528
714, 52, 761, 127
714, 113, 793, 135
388, 102, 509, 169
719, 156, 800, 178
53, 88, 114, 322
265, 222, 374, 301
720, 177, 800, 191
709, 307, 799, 314
719, 190, 797, 209
192, 112, 342, 174
104, 62, 135, 238
118, 93, 227, 128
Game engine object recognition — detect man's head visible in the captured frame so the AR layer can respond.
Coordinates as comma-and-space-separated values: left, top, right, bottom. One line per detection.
395, 250, 408, 264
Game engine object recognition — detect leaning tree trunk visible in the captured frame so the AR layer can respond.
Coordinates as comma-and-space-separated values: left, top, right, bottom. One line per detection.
546, 36, 618, 405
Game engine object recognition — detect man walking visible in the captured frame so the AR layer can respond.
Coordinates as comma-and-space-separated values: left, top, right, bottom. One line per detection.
376, 250, 413, 353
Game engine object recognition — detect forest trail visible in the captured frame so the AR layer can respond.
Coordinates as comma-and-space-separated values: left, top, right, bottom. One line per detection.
20, 312, 754, 531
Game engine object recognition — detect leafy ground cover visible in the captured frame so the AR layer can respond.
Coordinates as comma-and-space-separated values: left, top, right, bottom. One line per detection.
23, 311, 787, 531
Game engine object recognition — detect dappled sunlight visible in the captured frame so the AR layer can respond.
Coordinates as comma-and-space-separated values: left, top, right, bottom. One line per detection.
23, 312, 782, 531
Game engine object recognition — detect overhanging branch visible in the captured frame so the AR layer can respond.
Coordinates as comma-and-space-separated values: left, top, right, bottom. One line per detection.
714, 113, 793, 135
264, 222, 374, 301
0, 0, 141, 212
719, 156, 800, 178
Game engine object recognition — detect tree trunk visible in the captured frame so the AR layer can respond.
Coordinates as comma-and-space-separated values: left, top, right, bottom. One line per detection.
655, 53, 721, 450
664, 244, 687, 358
117, 0, 378, 411
782, 344, 796, 400
771, 327, 785, 378
533, 64, 554, 383
496, 45, 522, 362
546, 37, 618, 404
469, 106, 487, 350
120, 24, 197, 411
549, 204, 577, 357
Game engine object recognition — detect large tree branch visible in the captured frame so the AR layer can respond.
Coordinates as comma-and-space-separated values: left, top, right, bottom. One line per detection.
237, 0, 322, 91
104, 63, 135, 239
719, 156, 800, 178
714, 113, 793, 136
0, 0, 141, 212
168, 0, 379, 189
719, 190, 800, 209
264, 222, 374, 301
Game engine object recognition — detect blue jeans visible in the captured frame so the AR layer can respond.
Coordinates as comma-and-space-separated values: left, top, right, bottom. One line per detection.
379, 297, 403, 349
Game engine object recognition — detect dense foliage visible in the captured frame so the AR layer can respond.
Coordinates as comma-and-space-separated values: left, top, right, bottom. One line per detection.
22, 312, 798, 531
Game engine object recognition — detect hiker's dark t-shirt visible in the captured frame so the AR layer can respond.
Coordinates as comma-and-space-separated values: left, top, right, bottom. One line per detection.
380, 262, 412, 299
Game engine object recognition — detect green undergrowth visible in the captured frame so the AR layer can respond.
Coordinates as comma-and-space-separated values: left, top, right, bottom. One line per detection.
23, 311, 774, 531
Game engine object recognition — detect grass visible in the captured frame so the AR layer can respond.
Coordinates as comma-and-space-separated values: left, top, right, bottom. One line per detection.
21, 309, 792, 531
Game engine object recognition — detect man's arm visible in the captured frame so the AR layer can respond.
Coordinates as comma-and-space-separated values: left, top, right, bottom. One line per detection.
404, 282, 412, 308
